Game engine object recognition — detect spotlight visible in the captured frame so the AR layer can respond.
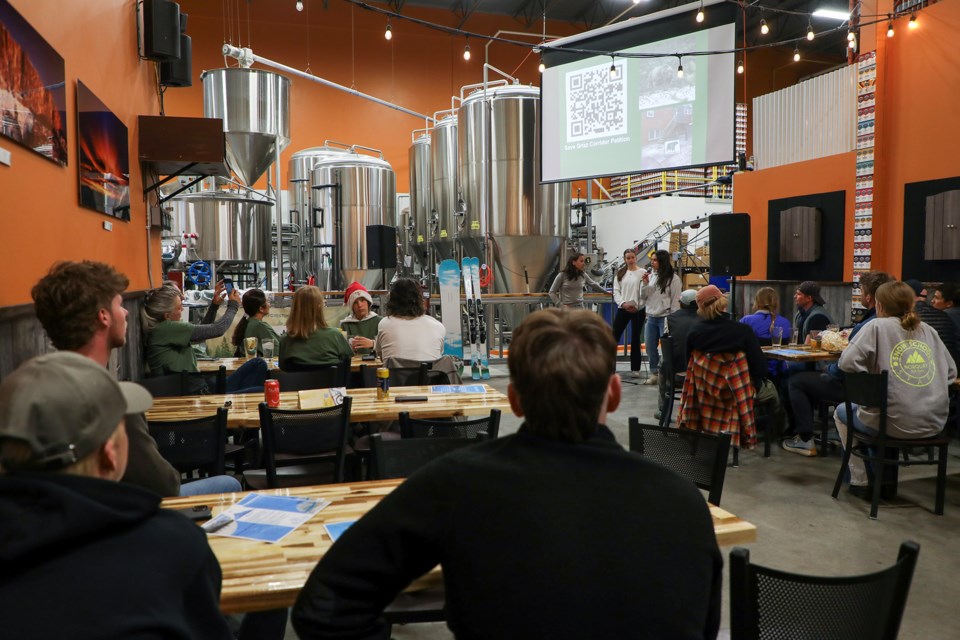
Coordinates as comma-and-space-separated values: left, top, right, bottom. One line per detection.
760, 18, 769, 35
737, 59, 744, 74
463, 44, 471, 61
887, 22, 894, 38
295, 0, 304, 11
385, 20, 392, 41
909, 13, 918, 29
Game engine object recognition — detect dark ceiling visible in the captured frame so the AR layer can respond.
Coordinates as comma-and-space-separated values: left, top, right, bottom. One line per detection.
382, 0, 853, 61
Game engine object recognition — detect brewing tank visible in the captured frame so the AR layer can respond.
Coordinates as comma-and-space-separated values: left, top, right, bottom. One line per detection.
167, 192, 273, 261
458, 84, 570, 318
408, 133, 432, 270
430, 114, 459, 261
201, 67, 290, 186
312, 149, 397, 290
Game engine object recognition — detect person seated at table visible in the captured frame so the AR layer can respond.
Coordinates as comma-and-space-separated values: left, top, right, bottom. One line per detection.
931, 281, 960, 334
548, 251, 607, 308
905, 279, 960, 366
292, 308, 722, 639
31, 260, 239, 497
793, 280, 833, 341
0, 352, 232, 639
141, 282, 268, 393
836, 281, 957, 497
683, 285, 779, 435
339, 281, 382, 355
232, 288, 280, 357
655, 288, 700, 421
279, 285, 353, 369
782, 271, 893, 456
375, 277, 445, 362
741, 287, 792, 353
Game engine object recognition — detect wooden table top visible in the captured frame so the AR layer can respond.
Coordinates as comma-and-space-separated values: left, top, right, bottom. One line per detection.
162, 479, 757, 614
762, 345, 842, 362
146, 384, 511, 427
197, 356, 381, 374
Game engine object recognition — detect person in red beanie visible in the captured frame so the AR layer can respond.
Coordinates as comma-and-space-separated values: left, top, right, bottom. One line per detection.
339, 282, 382, 354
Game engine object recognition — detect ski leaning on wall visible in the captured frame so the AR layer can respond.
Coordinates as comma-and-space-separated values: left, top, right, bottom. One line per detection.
462, 259, 481, 380
466, 257, 490, 380
437, 259, 463, 373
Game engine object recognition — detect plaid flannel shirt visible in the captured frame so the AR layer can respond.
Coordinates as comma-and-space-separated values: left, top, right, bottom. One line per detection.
677, 349, 757, 449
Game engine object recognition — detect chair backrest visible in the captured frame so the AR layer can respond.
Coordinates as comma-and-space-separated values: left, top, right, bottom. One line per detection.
383, 357, 456, 386
181, 365, 227, 395
399, 409, 501, 440
660, 334, 675, 379
147, 407, 228, 476
280, 358, 350, 387
369, 432, 484, 480
729, 541, 920, 640
258, 397, 352, 487
272, 366, 342, 392
139, 373, 184, 398
628, 418, 731, 506
842, 370, 889, 437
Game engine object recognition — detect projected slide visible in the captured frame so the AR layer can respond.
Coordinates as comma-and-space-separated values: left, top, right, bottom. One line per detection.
542, 18, 735, 183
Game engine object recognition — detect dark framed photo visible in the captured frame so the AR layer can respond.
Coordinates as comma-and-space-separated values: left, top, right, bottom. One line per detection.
76, 80, 130, 220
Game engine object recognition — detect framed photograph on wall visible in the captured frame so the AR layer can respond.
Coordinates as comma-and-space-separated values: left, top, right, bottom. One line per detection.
76, 81, 130, 220
0, 0, 67, 166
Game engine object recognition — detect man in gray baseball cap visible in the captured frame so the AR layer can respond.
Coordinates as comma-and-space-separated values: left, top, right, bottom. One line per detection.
0, 352, 232, 639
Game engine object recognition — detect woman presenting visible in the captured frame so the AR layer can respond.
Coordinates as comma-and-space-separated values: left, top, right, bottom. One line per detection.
640, 250, 682, 385
612, 248, 646, 377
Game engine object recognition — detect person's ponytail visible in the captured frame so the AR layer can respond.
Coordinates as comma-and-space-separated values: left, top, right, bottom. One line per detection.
232, 317, 250, 348
901, 310, 920, 331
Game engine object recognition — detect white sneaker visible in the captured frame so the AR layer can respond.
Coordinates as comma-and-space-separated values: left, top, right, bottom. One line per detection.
643, 374, 659, 385
630, 370, 643, 378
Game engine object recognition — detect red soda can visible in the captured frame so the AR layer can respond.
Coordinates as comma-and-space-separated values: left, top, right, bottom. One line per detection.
264, 379, 281, 408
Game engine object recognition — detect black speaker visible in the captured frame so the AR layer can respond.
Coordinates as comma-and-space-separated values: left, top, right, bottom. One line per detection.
709, 213, 752, 276
159, 27, 191, 87
143, 0, 181, 61
366, 225, 398, 269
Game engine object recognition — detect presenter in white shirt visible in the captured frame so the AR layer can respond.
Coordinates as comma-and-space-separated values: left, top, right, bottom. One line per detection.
612, 248, 646, 378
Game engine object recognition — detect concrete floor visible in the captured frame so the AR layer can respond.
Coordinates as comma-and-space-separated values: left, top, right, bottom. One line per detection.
288, 363, 960, 639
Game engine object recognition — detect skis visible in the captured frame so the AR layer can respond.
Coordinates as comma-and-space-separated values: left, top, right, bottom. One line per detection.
462, 260, 481, 379
437, 259, 463, 372
468, 258, 490, 379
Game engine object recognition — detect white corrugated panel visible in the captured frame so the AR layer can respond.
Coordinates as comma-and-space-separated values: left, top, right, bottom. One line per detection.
752, 64, 857, 170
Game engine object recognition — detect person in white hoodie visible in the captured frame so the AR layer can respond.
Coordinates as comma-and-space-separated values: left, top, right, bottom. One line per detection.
837, 280, 957, 496
612, 248, 646, 377
640, 249, 682, 385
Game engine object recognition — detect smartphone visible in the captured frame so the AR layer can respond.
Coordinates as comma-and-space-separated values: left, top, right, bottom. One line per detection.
223, 278, 234, 294
175, 505, 212, 521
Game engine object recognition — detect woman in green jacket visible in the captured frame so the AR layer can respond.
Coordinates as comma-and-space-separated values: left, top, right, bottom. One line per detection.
279, 286, 353, 370
232, 289, 280, 357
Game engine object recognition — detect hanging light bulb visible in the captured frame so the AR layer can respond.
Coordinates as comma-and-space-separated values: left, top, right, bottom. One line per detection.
384, 20, 392, 41
806, 21, 815, 41
909, 12, 918, 29
794, 45, 800, 62
676, 57, 684, 78
463, 44, 471, 61
847, 30, 855, 41
539, 60, 545, 73
609, 57, 617, 79
760, 18, 769, 35
887, 21, 894, 38
295, 0, 304, 11
848, 34, 857, 50
696, 1, 704, 23
737, 59, 744, 74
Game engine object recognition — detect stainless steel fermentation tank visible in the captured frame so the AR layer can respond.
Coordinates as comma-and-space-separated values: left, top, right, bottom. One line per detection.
459, 84, 570, 323
430, 113, 459, 262
167, 192, 274, 262
310, 147, 397, 290
408, 132, 432, 270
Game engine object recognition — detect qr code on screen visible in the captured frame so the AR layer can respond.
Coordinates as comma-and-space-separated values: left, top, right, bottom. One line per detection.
566, 60, 627, 143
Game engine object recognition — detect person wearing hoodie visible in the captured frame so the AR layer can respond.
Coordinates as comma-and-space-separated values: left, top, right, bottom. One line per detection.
339, 281, 382, 355
0, 352, 232, 640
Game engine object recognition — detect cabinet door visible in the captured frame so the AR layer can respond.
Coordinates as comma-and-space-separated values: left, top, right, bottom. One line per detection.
799, 208, 822, 262
942, 191, 960, 260
779, 209, 796, 262
925, 190, 960, 260
780, 206, 819, 262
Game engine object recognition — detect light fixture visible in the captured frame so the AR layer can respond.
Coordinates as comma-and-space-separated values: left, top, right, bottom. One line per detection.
848, 35, 857, 50
812, 8, 850, 21
909, 12, 918, 29
295, 0, 304, 11
887, 20, 894, 38
609, 57, 617, 79
463, 44, 471, 61
847, 30, 855, 42
760, 18, 769, 36
632, 0, 641, 4
696, 0, 704, 23
676, 56, 684, 78
737, 59, 744, 74
384, 20, 392, 41
793, 45, 800, 62
806, 20, 815, 41
539, 60, 545, 73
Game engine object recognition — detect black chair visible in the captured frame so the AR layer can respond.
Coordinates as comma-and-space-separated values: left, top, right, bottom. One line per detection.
279, 358, 350, 387
831, 370, 951, 518
729, 541, 920, 640
147, 408, 228, 479
399, 409, 501, 440
139, 373, 184, 398
271, 366, 342, 392
243, 398, 353, 489
369, 432, 485, 480
628, 418, 731, 506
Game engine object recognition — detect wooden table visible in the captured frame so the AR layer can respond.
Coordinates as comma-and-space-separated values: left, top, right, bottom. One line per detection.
146, 385, 511, 427
762, 345, 842, 363
197, 355, 381, 374
162, 479, 757, 614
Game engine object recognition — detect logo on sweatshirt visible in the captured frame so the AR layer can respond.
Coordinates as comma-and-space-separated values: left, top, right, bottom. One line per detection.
889, 339, 935, 387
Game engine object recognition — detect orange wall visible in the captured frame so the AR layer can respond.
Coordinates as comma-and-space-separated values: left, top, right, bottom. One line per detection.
0, 0, 160, 306
732, 152, 857, 280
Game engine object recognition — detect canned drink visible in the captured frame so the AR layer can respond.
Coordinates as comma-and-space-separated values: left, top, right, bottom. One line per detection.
265, 379, 281, 408
376, 367, 390, 400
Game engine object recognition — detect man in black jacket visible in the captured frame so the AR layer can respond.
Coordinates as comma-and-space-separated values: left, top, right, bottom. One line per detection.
657, 288, 701, 419
0, 352, 231, 639
292, 309, 723, 640
906, 279, 960, 366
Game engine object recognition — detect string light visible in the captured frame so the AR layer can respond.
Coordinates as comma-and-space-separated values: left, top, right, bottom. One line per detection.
696, 0, 704, 23
887, 20, 894, 38
295, 0, 303, 11
463, 43, 471, 61
384, 19, 392, 40
793, 45, 800, 62
847, 30, 855, 42
609, 57, 617, 79
539, 60, 545, 73
909, 12, 918, 29
806, 20, 815, 41
760, 18, 769, 36
737, 59, 744, 74
676, 56, 684, 79
848, 34, 857, 50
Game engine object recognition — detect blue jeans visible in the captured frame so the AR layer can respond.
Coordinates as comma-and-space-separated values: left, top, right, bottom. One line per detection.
834, 403, 879, 486
179, 474, 242, 496
227, 357, 269, 394
645, 316, 666, 374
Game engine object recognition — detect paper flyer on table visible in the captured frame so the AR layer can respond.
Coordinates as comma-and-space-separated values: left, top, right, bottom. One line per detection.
324, 520, 357, 542
202, 493, 330, 543
430, 385, 487, 393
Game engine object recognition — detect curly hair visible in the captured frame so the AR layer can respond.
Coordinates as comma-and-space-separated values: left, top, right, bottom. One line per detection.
31, 261, 129, 350
385, 278, 425, 318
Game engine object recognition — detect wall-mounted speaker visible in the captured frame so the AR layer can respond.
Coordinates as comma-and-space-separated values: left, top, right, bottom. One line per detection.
142, 0, 181, 61
159, 14, 191, 87
366, 225, 398, 269
709, 213, 752, 276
